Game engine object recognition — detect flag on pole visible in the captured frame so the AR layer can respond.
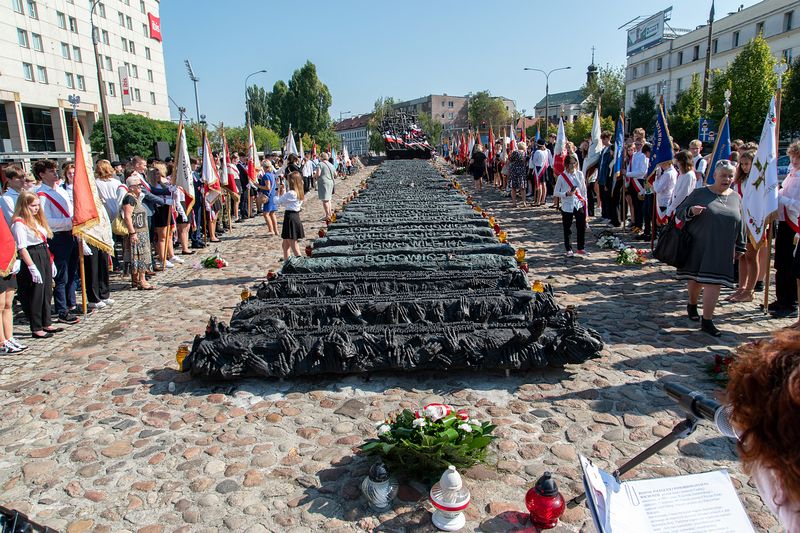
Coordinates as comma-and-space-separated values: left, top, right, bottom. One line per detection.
342, 143, 350, 165
71, 118, 114, 255
0, 213, 16, 277
311, 141, 317, 159
520, 120, 526, 143
553, 117, 568, 176
646, 98, 675, 182
285, 125, 299, 158
467, 131, 475, 156
201, 130, 222, 207
611, 114, 625, 182
508, 125, 516, 152
220, 128, 240, 198
742, 96, 779, 246
704, 114, 731, 185
535, 124, 541, 143
173, 121, 195, 214
488, 126, 495, 163
298, 134, 305, 158
331, 146, 338, 170
582, 109, 603, 178
247, 123, 259, 185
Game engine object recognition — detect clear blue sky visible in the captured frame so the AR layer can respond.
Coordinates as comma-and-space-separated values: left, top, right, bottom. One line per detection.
161, 0, 757, 127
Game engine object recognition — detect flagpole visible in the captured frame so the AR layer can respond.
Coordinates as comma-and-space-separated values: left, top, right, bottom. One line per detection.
765, 63, 788, 313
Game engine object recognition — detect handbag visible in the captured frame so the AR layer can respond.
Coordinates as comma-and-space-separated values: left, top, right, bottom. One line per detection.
653, 218, 692, 268
111, 211, 129, 237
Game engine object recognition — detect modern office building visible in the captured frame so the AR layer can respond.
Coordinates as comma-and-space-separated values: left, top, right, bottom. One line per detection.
625, 0, 798, 112
1, 0, 169, 161
334, 113, 370, 156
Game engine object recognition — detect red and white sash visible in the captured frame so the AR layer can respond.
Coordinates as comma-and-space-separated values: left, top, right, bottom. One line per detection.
655, 205, 669, 226
36, 191, 70, 218
561, 173, 588, 217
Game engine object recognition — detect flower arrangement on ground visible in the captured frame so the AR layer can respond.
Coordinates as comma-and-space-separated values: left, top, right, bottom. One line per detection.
597, 234, 624, 250
706, 353, 735, 385
616, 247, 648, 265
201, 253, 228, 269
360, 404, 496, 483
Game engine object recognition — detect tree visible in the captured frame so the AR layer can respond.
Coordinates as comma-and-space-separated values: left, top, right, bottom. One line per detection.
782, 57, 799, 138
563, 114, 616, 144
89, 113, 199, 160
417, 112, 443, 146
467, 91, 510, 130
582, 65, 626, 120
266, 80, 289, 133
628, 91, 657, 134
367, 96, 396, 153
284, 61, 333, 139
216, 124, 280, 155
668, 74, 702, 148
246, 85, 270, 127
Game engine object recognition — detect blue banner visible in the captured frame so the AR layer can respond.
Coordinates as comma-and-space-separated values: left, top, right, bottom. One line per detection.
535, 126, 541, 143
705, 114, 731, 185
698, 117, 718, 143
647, 102, 675, 179
612, 116, 624, 179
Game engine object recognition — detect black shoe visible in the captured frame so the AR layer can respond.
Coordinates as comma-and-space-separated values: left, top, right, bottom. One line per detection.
235, 218, 245, 223
637, 234, 651, 241
57, 313, 80, 325
687, 304, 700, 321
754, 280, 765, 292
770, 307, 797, 318
700, 318, 721, 337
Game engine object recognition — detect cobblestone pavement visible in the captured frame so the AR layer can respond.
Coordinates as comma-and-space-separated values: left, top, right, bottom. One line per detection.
0, 162, 786, 532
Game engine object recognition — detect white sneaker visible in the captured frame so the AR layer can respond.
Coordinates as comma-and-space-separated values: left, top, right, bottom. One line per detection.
102, 298, 115, 306
93, 301, 107, 309
565, 250, 574, 257
165, 260, 175, 268
8, 337, 27, 351
169, 256, 185, 264
3, 340, 22, 354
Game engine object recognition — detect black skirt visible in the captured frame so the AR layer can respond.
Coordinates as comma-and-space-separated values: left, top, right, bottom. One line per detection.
282, 210, 304, 240
0, 273, 17, 291
152, 204, 172, 228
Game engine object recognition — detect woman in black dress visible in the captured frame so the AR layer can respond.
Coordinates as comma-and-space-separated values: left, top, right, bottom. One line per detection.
148, 163, 175, 270
469, 144, 488, 192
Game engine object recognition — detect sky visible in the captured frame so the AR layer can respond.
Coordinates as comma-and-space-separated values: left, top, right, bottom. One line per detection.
160, 0, 759, 127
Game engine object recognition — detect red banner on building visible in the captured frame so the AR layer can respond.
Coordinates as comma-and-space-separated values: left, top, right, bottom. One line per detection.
148, 13, 162, 42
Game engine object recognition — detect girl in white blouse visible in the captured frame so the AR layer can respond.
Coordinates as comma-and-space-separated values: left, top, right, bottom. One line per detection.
275, 171, 305, 260
554, 154, 589, 257
667, 150, 698, 218
11, 191, 58, 339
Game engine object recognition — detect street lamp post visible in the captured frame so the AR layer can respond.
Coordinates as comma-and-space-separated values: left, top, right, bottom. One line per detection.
185, 60, 200, 123
339, 110, 351, 122
90, 0, 116, 160
244, 69, 268, 127
523, 66, 572, 139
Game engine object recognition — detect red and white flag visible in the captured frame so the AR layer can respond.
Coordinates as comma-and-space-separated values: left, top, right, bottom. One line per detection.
553, 117, 568, 177
173, 121, 195, 214
508, 126, 516, 152
247, 123, 259, 185
220, 128, 239, 198
201, 130, 222, 207
71, 118, 114, 255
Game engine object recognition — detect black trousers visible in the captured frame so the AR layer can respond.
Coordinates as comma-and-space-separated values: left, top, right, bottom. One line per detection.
600, 181, 612, 219
586, 181, 597, 217
303, 175, 313, 193
17, 244, 53, 332
642, 193, 654, 236
561, 208, 586, 252
628, 182, 644, 228
774, 221, 797, 308
84, 246, 110, 303
609, 179, 623, 226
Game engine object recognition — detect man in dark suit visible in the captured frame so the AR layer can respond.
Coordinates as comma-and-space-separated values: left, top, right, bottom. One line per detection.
597, 131, 614, 221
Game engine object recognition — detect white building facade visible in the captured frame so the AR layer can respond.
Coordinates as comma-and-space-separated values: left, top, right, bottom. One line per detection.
334, 114, 370, 156
625, 0, 798, 112
0, 0, 169, 158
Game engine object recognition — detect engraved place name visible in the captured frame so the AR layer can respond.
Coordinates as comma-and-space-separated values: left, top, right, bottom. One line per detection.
362, 253, 449, 263
331, 224, 493, 234
352, 240, 467, 250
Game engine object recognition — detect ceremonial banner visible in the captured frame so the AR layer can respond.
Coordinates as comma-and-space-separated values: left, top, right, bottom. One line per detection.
467, 131, 475, 157
646, 99, 674, 182
535, 125, 541, 143
0, 213, 16, 277
611, 115, 625, 181
285, 126, 299, 158
220, 127, 239, 198
331, 146, 338, 170
508, 125, 516, 152
582, 109, 603, 178
343, 144, 350, 166
705, 114, 731, 185
173, 121, 195, 214
71, 119, 114, 255
553, 118, 567, 176
488, 126, 495, 163
742, 96, 779, 246
201, 131, 222, 206
247, 123, 259, 184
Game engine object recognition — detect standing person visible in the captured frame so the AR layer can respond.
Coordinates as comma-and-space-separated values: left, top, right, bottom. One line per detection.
507, 141, 528, 208
302, 153, 315, 193
596, 132, 614, 221
172, 171, 194, 256
676, 161, 744, 336
554, 154, 589, 257
121, 176, 155, 290
235, 153, 250, 221
689, 140, 707, 184
469, 144, 488, 192
94, 160, 125, 269
12, 191, 60, 339
34, 159, 79, 325
781, 142, 800, 322
316, 152, 336, 221
190, 158, 206, 248
531, 140, 549, 207
61, 162, 75, 193
626, 139, 649, 234
259, 161, 279, 236
638, 144, 654, 241
667, 150, 698, 218
275, 171, 305, 260
729, 151, 760, 303
1, 165, 25, 224
0, 251, 23, 353
148, 163, 175, 270
652, 159, 677, 235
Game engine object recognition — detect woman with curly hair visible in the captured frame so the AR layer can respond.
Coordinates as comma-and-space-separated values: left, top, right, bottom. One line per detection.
506, 141, 528, 208
727, 330, 800, 531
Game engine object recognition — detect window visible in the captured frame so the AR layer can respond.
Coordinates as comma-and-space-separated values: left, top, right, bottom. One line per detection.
145, 46, 151, 60
756, 21, 764, 35
72, 46, 81, 62
441, 100, 445, 107
447, 101, 453, 108
36, 65, 47, 84
632, 66, 638, 79
712, 39, 718, 54
12, 0, 23, 13
61, 42, 70, 59
656, 57, 662, 71
134, 88, 141, 101
118, 11, 124, 25
57, 11, 66, 28
643, 62, 650, 75
142, 23, 147, 36
678, 51, 684, 65
104, 56, 112, 70
17, 29, 29, 48
121, 37, 127, 50
147, 69, 153, 82
129, 41, 135, 54
733, 31, 740, 47
69, 16, 77, 32
677, 77, 682, 92
98, 3, 105, 17
150, 91, 156, 104
131, 64, 138, 77
22, 106, 55, 151
784, 49, 794, 64
65, 72, 74, 89
140, 0, 145, 13
448, 112, 454, 120
107, 82, 116, 96
77, 75, 85, 90
693, 45, 700, 61
785, 11, 794, 32
126, 16, 132, 30
32, 33, 42, 51
26, 0, 37, 18
22, 62, 34, 81
102, 30, 109, 44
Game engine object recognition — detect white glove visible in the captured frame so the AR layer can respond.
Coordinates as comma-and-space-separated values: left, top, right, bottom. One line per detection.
82, 241, 92, 256
11, 260, 20, 275
51, 262, 57, 278
28, 264, 42, 284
